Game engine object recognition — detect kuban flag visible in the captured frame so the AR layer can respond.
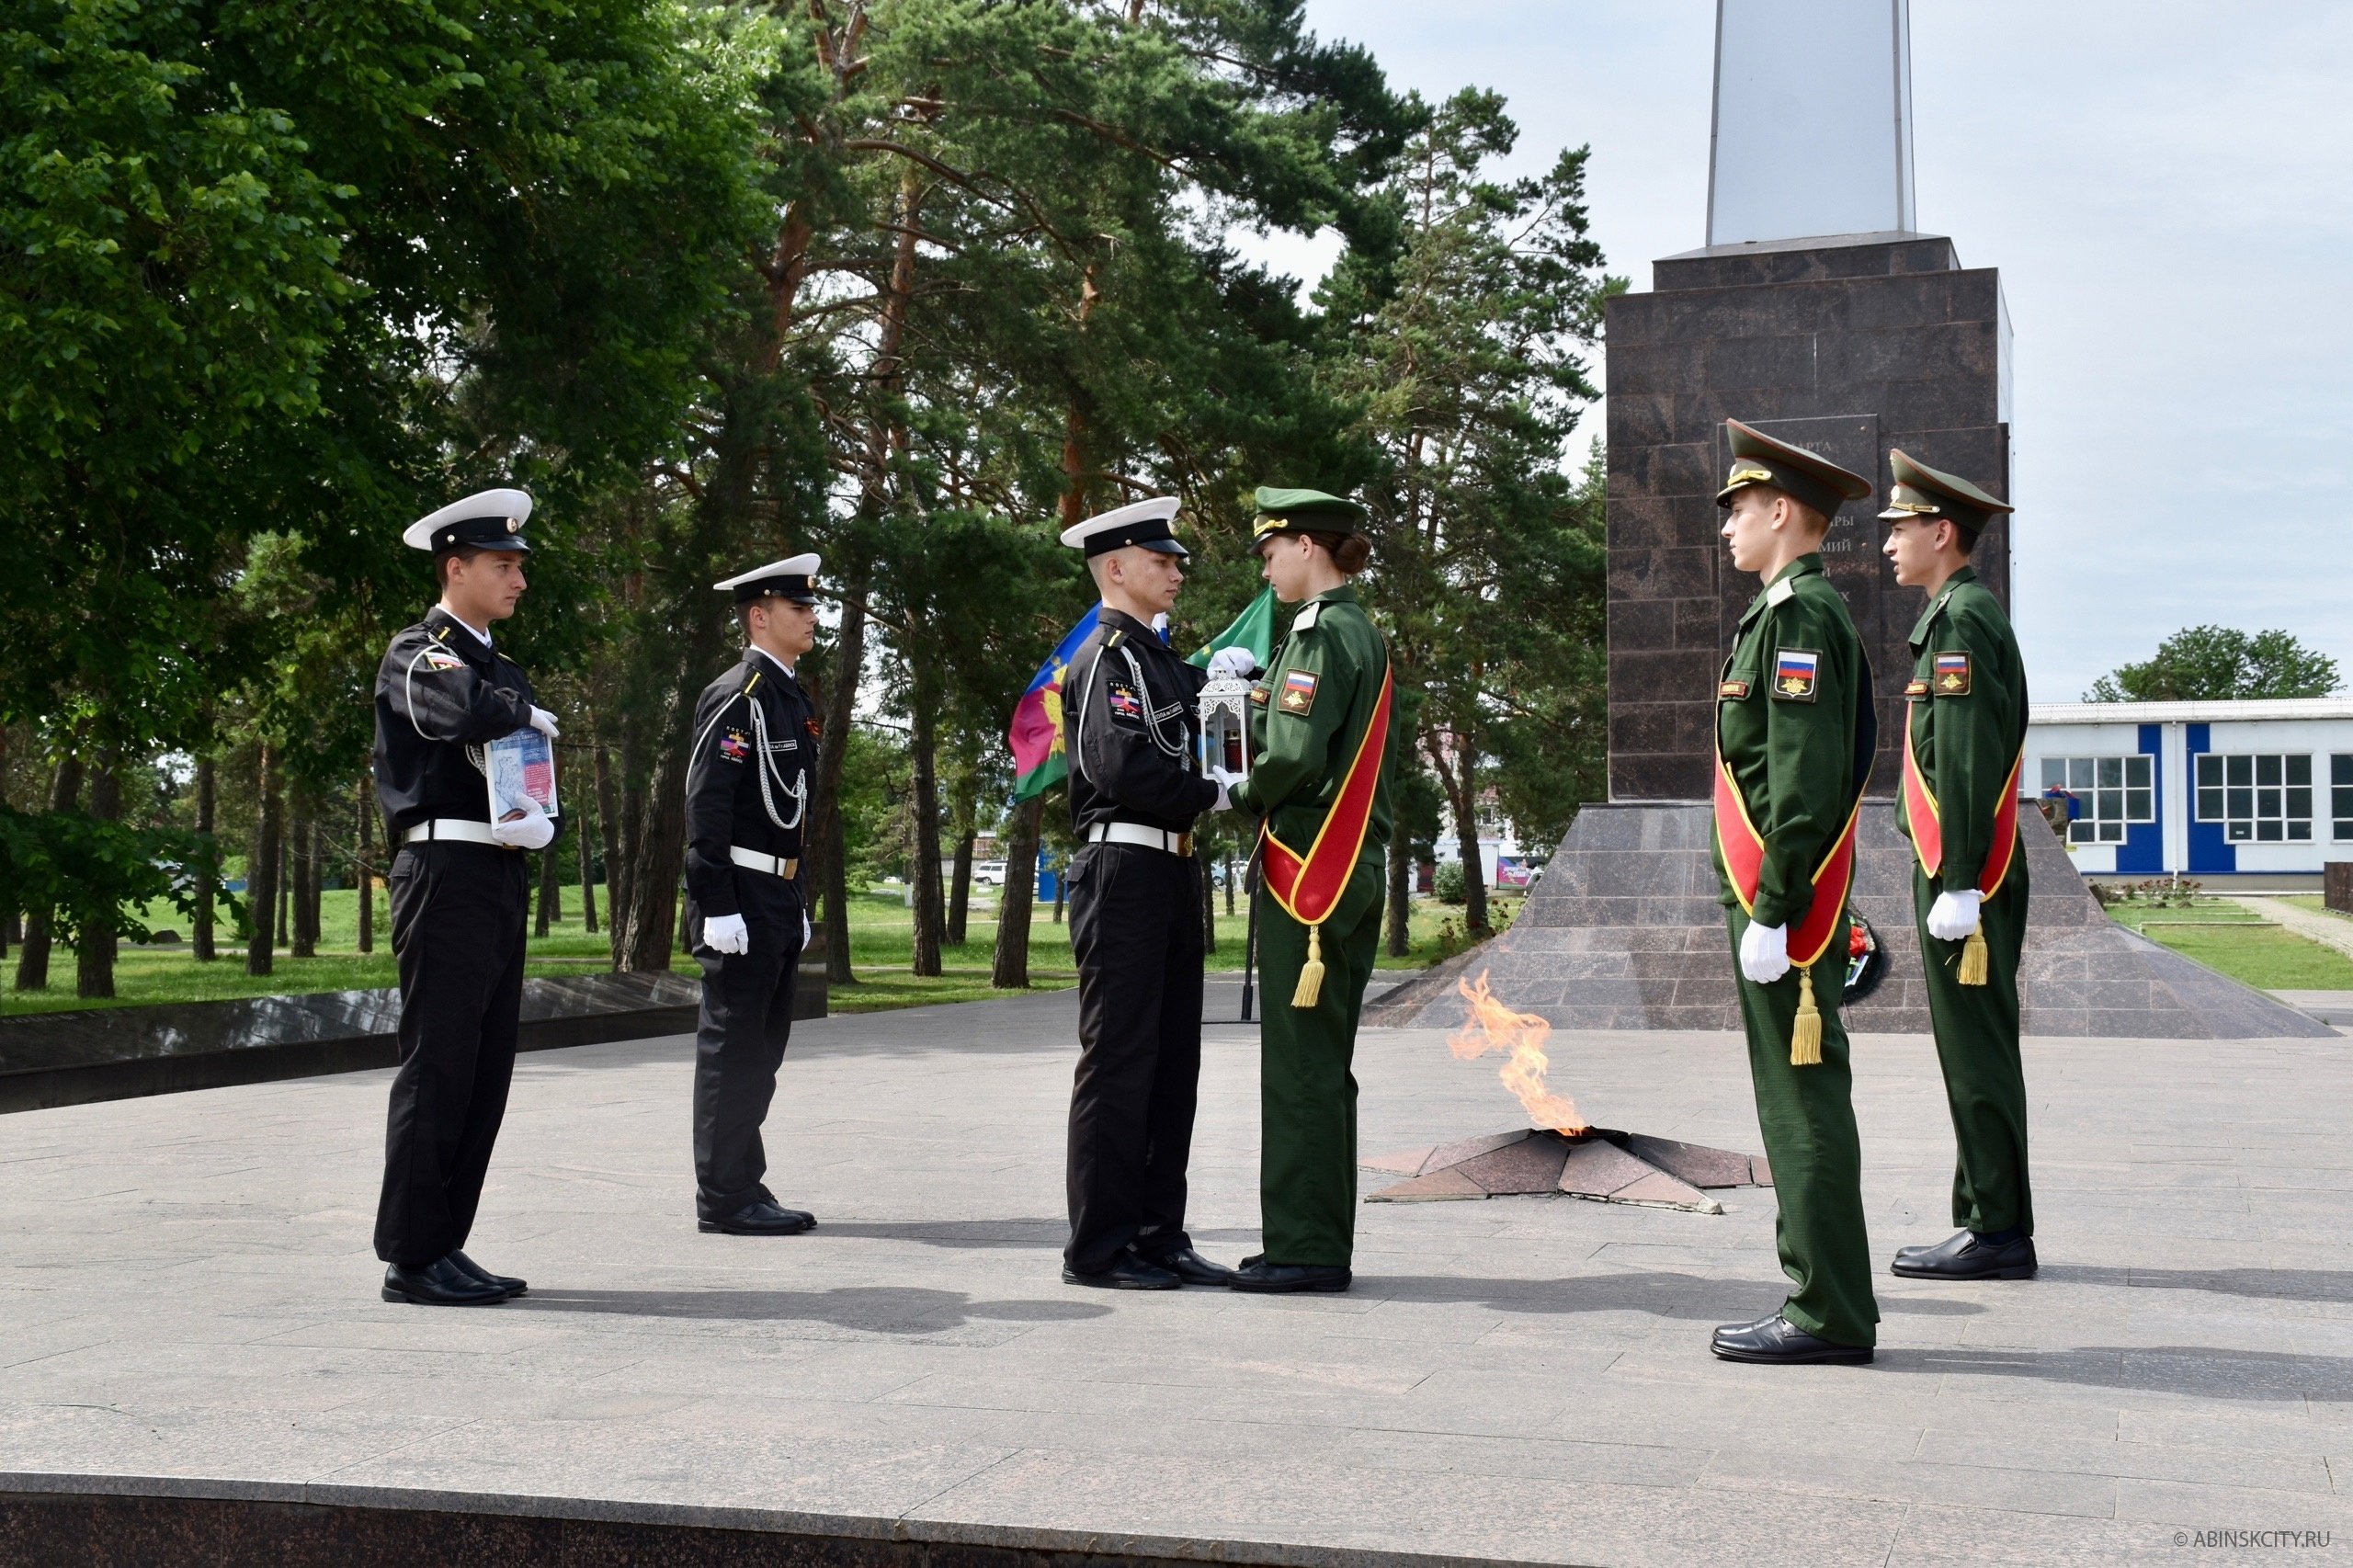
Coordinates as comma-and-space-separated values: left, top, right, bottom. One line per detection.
1008, 603, 1100, 802
1006, 587, 1277, 803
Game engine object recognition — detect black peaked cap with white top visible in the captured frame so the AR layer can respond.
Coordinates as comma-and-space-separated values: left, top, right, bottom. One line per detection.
404, 487, 534, 553
714, 553, 822, 605
1059, 496, 1187, 559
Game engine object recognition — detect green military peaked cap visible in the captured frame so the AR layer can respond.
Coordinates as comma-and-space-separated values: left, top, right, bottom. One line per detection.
1252, 485, 1367, 545
1878, 449, 2014, 537
1716, 419, 1873, 521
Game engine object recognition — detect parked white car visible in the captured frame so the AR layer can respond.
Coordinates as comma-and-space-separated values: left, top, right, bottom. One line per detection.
972, 860, 1008, 887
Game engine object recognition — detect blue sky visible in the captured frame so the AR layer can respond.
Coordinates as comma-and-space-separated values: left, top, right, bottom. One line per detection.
1262, 2, 2353, 699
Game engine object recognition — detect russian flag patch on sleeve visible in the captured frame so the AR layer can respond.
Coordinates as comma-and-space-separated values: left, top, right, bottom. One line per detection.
1934, 651, 1972, 696
1772, 648, 1820, 702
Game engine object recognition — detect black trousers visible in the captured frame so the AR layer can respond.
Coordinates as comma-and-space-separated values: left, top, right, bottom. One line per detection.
1064, 841, 1205, 1273
691, 912, 803, 1219
374, 842, 529, 1267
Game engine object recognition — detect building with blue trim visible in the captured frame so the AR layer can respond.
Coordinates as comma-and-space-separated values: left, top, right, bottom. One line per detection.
2026, 699, 2353, 886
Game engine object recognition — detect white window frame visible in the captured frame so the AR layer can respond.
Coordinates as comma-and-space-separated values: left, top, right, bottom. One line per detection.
2039, 754, 2154, 846
2332, 754, 2353, 843
2194, 752, 2313, 844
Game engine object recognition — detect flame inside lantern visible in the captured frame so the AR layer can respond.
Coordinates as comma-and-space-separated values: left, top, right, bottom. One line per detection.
1448, 969, 1587, 1134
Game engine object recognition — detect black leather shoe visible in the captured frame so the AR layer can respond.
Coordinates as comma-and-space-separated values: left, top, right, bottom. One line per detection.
1710, 1313, 1872, 1364
381, 1256, 509, 1306
1891, 1228, 2036, 1280
1062, 1254, 1181, 1290
447, 1249, 527, 1298
699, 1199, 816, 1235
1135, 1245, 1234, 1287
1230, 1260, 1351, 1294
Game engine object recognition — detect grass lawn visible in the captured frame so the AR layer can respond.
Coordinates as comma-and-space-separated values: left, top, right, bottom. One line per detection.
2103, 896, 2353, 991
3, 882, 1500, 1017
2283, 894, 2352, 920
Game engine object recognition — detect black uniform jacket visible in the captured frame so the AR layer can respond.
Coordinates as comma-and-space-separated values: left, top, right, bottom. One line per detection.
373, 608, 549, 839
684, 649, 817, 926
1063, 608, 1218, 836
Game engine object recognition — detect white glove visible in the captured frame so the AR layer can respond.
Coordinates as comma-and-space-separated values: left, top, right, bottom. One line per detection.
491, 805, 555, 850
528, 705, 562, 739
1208, 766, 1244, 812
1927, 889, 1984, 942
1206, 646, 1258, 679
1739, 920, 1791, 984
702, 912, 750, 955
1209, 778, 1232, 812
801, 911, 813, 949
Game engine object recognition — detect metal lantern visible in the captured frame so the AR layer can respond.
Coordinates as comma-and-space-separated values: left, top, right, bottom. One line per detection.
1197, 675, 1252, 782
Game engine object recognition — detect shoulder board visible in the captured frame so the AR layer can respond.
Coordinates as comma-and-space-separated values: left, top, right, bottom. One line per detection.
1293, 602, 1323, 631
1105, 629, 1124, 649
1765, 578, 1796, 608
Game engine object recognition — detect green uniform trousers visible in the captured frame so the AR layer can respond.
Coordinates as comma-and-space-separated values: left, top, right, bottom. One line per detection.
1256, 857, 1383, 1267
1912, 855, 2033, 1238
1727, 906, 1879, 1348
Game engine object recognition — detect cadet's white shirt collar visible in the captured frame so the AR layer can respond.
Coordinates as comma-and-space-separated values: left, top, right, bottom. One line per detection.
752, 644, 795, 676
439, 606, 494, 647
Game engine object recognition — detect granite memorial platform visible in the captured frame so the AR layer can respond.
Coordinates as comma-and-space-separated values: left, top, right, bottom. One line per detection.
2, 967, 821, 1115
1368, 801, 2334, 1040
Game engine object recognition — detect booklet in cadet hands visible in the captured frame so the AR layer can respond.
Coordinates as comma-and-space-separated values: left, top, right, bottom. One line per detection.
486, 729, 559, 823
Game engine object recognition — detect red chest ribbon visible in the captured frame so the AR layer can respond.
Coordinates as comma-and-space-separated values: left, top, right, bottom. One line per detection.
1714, 743, 1861, 969
1902, 719, 2024, 896
1260, 665, 1392, 927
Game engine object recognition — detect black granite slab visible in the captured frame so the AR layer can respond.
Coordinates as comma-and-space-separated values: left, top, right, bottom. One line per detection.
0, 1476, 1485, 1568
1603, 231, 2009, 803
0, 964, 820, 1114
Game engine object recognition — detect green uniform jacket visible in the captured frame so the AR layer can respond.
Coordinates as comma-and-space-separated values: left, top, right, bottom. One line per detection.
1231, 585, 1393, 858
1894, 566, 2028, 888
1712, 555, 1875, 929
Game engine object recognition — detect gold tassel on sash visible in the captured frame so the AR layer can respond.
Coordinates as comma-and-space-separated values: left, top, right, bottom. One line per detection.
1958, 928, 1989, 986
1790, 965, 1823, 1066
1292, 920, 1326, 1008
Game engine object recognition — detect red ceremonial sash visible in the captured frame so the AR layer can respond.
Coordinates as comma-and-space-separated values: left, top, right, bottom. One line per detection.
1901, 721, 2024, 897
1713, 744, 1861, 969
1260, 665, 1393, 926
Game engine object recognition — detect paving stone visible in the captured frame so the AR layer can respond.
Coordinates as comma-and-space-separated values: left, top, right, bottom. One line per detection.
2, 987, 2348, 1563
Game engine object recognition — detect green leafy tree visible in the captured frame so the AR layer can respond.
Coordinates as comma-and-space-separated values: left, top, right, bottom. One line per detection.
1321, 87, 1615, 937
2086, 626, 2342, 702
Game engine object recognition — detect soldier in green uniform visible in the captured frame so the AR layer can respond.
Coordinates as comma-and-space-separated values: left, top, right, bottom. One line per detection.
1219, 487, 1393, 1295
1880, 451, 2037, 1281
1708, 420, 1880, 1365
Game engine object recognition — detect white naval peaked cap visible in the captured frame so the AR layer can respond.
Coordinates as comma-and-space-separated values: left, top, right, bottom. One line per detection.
403, 487, 534, 552
1058, 496, 1187, 559
713, 553, 822, 604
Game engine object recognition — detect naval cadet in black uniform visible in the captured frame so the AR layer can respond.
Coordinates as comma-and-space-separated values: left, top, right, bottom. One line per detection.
1057, 497, 1245, 1290
682, 556, 824, 1236
373, 487, 561, 1306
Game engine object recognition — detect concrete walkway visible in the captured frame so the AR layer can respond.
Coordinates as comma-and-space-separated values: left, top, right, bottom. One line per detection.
3, 988, 2351, 1565
2236, 894, 2353, 962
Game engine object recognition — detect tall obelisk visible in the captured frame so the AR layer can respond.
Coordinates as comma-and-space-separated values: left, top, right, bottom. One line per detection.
1606, 0, 2010, 802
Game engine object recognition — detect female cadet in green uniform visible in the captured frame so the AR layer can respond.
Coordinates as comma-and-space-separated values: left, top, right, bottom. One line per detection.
1708, 421, 1881, 1365
1880, 450, 2037, 1283
1220, 487, 1392, 1295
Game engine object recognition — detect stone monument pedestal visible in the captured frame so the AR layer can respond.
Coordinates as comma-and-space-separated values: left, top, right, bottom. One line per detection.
1367, 803, 2331, 1039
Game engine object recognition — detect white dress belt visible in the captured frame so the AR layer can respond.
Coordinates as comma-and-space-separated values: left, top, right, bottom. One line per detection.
1086, 822, 1193, 858
401, 818, 500, 846
730, 846, 800, 877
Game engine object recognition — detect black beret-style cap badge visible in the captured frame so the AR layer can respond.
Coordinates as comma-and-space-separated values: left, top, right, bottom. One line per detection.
1715, 420, 1872, 520
1878, 449, 2014, 537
